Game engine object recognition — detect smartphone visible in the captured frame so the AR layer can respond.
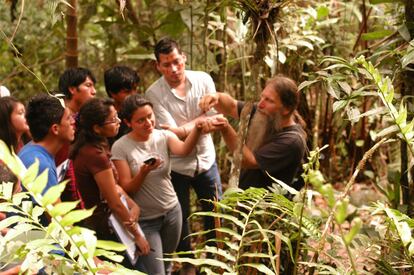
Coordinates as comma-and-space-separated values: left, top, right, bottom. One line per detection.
143, 157, 156, 165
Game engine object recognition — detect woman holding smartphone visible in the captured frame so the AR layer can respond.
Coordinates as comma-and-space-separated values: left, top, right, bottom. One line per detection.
111, 95, 205, 275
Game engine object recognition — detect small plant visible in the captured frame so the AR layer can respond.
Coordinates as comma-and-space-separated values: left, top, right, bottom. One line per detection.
0, 140, 143, 274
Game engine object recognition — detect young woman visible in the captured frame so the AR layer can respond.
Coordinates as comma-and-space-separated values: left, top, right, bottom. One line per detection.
70, 98, 149, 256
0, 96, 30, 192
111, 95, 205, 275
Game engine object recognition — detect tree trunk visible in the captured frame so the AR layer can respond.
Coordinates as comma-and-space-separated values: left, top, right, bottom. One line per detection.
66, 0, 78, 68
403, 0, 414, 213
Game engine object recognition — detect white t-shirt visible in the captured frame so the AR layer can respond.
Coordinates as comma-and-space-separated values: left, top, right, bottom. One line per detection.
111, 129, 178, 220
145, 70, 217, 177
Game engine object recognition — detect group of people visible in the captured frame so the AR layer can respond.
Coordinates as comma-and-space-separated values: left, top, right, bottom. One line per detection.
0, 37, 307, 275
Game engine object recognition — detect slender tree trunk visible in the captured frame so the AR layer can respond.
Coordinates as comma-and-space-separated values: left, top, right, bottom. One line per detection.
403, 0, 414, 212
66, 0, 78, 68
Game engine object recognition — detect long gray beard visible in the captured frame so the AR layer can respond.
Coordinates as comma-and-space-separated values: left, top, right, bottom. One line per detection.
245, 111, 282, 152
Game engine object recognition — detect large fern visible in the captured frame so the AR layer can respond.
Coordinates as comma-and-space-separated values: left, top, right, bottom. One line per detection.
166, 185, 319, 275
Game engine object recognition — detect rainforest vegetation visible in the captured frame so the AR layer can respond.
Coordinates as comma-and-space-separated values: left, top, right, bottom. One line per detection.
1, 0, 414, 274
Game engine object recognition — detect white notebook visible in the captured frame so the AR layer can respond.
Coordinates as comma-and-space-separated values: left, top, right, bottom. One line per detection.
108, 195, 145, 265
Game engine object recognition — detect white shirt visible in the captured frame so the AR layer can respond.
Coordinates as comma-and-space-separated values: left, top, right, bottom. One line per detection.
145, 70, 217, 177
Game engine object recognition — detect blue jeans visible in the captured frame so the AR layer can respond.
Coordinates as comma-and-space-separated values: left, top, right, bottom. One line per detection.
136, 203, 182, 275
171, 162, 222, 252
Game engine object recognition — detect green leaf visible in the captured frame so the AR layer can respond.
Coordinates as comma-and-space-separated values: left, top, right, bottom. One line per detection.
316, 6, 329, 20
397, 221, 411, 246
94, 249, 124, 263
319, 184, 335, 208
295, 40, 314, 50
401, 48, 414, 68
361, 30, 394, 40
335, 198, 349, 224
344, 217, 362, 244
396, 105, 407, 125
41, 181, 67, 206
298, 80, 319, 92
22, 159, 40, 190
49, 201, 79, 217
60, 207, 95, 227
241, 263, 276, 275
96, 240, 126, 252
30, 167, 49, 196
192, 212, 244, 228
333, 100, 348, 112
337, 81, 352, 95
1, 181, 14, 200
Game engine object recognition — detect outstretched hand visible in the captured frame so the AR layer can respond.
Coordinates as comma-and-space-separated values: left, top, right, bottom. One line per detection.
201, 115, 228, 134
199, 94, 219, 113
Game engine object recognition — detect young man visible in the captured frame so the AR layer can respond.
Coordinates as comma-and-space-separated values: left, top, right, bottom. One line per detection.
199, 75, 307, 190
58, 67, 96, 114
145, 38, 222, 271
55, 67, 97, 207
18, 94, 75, 225
104, 65, 140, 144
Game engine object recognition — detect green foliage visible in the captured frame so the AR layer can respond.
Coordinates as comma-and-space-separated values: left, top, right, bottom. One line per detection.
0, 140, 142, 274
166, 186, 320, 274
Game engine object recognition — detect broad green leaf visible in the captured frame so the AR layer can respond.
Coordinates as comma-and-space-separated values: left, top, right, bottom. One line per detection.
344, 217, 362, 244
337, 81, 352, 95
361, 30, 393, 41
96, 240, 126, 252
295, 40, 314, 50
22, 159, 40, 190
397, 221, 411, 246
41, 182, 67, 206
30, 167, 49, 196
326, 83, 339, 99
49, 201, 79, 217
60, 207, 95, 227
333, 100, 348, 112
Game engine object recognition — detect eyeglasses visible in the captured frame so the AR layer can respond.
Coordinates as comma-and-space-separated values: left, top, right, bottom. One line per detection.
102, 115, 121, 125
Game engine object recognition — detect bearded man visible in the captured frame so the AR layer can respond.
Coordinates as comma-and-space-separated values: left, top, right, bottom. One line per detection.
199, 75, 307, 190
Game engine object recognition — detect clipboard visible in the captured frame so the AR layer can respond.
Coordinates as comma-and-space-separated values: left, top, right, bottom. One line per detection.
108, 195, 145, 266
